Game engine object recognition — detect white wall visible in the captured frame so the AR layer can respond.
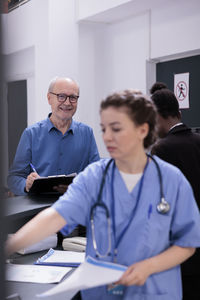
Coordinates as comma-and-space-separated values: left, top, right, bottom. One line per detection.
77, 0, 132, 21
104, 12, 149, 93
79, 12, 150, 157
2, 0, 200, 161
78, 22, 110, 156
151, 0, 200, 59
2, 1, 36, 54
46, 0, 80, 122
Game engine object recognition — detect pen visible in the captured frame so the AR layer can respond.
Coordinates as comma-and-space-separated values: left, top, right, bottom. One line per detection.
148, 204, 153, 219
30, 163, 37, 173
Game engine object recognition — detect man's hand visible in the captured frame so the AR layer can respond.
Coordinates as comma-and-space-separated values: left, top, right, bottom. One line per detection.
26, 172, 39, 192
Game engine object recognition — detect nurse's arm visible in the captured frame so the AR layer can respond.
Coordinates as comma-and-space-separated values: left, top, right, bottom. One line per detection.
117, 245, 195, 286
5, 207, 67, 257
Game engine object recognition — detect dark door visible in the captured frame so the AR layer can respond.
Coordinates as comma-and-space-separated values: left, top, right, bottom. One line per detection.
7, 80, 27, 167
156, 55, 200, 128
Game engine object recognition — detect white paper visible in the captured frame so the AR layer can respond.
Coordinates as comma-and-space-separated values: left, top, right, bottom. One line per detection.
6, 264, 72, 283
36, 249, 85, 265
37, 256, 127, 298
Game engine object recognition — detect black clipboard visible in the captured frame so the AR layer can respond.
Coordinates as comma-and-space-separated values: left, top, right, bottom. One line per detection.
28, 173, 76, 195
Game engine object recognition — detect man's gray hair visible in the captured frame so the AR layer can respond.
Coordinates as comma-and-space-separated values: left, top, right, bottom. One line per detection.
48, 77, 59, 93
48, 77, 80, 93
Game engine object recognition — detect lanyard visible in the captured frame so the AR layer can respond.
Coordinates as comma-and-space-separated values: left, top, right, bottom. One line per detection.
110, 157, 149, 261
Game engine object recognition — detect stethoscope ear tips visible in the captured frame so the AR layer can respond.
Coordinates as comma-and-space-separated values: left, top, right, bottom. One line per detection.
157, 197, 170, 214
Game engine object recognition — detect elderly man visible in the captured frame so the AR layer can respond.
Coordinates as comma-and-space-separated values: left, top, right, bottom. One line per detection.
7, 77, 100, 195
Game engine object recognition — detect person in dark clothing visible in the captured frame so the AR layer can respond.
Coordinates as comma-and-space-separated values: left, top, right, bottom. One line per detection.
149, 81, 168, 95
151, 88, 200, 300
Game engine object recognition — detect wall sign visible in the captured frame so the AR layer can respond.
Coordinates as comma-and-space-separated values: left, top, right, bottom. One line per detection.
174, 72, 190, 109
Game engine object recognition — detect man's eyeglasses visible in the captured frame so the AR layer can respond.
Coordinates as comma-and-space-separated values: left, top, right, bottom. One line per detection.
50, 92, 79, 103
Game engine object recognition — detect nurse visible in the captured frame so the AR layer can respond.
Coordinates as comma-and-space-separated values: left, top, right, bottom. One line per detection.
6, 90, 200, 300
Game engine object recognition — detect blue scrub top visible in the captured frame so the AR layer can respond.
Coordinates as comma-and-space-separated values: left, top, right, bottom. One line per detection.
7, 116, 100, 195
53, 156, 200, 300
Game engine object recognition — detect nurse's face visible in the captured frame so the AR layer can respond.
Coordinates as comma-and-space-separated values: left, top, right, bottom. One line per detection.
100, 107, 148, 161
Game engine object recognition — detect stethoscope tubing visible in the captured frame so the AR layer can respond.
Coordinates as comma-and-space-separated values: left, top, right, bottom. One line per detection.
90, 154, 170, 259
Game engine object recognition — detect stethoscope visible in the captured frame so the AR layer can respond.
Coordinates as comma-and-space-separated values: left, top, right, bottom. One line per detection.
90, 153, 170, 259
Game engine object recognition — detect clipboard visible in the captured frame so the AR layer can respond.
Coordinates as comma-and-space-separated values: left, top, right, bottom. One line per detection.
35, 248, 85, 267
28, 173, 76, 195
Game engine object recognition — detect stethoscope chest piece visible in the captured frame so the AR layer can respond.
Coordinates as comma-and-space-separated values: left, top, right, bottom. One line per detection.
157, 197, 170, 214
148, 154, 170, 215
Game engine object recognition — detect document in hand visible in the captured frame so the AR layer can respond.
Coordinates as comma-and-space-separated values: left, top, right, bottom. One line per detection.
37, 256, 127, 298
28, 173, 77, 195
35, 248, 85, 268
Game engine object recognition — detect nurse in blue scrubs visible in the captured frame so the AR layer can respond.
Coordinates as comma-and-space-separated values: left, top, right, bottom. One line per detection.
6, 90, 200, 300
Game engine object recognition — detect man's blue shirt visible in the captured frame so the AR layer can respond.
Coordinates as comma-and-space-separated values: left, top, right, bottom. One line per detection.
7, 116, 100, 195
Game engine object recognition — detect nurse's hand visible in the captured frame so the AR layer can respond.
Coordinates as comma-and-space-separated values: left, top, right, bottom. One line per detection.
25, 172, 40, 192
116, 260, 151, 286
116, 245, 195, 286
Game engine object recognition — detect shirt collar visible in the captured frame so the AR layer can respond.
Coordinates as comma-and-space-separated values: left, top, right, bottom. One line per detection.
68, 119, 75, 134
47, 113, 74, 134
169, 122, 183, 132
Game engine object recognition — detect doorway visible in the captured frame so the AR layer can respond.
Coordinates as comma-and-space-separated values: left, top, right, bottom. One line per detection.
7, 80, 27, 167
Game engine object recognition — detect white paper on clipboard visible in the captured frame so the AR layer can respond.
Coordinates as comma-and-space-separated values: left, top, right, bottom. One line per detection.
6, 264, 72, 284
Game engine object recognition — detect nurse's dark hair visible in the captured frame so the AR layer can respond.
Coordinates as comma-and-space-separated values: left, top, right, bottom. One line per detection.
100, 89, 157, 148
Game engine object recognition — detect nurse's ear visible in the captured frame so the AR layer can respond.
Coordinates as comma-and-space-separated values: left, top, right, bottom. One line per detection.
138, 123, 149, 141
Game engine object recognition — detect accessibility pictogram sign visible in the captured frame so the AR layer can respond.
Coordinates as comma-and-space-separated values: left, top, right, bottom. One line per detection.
174, 73, 189, 109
